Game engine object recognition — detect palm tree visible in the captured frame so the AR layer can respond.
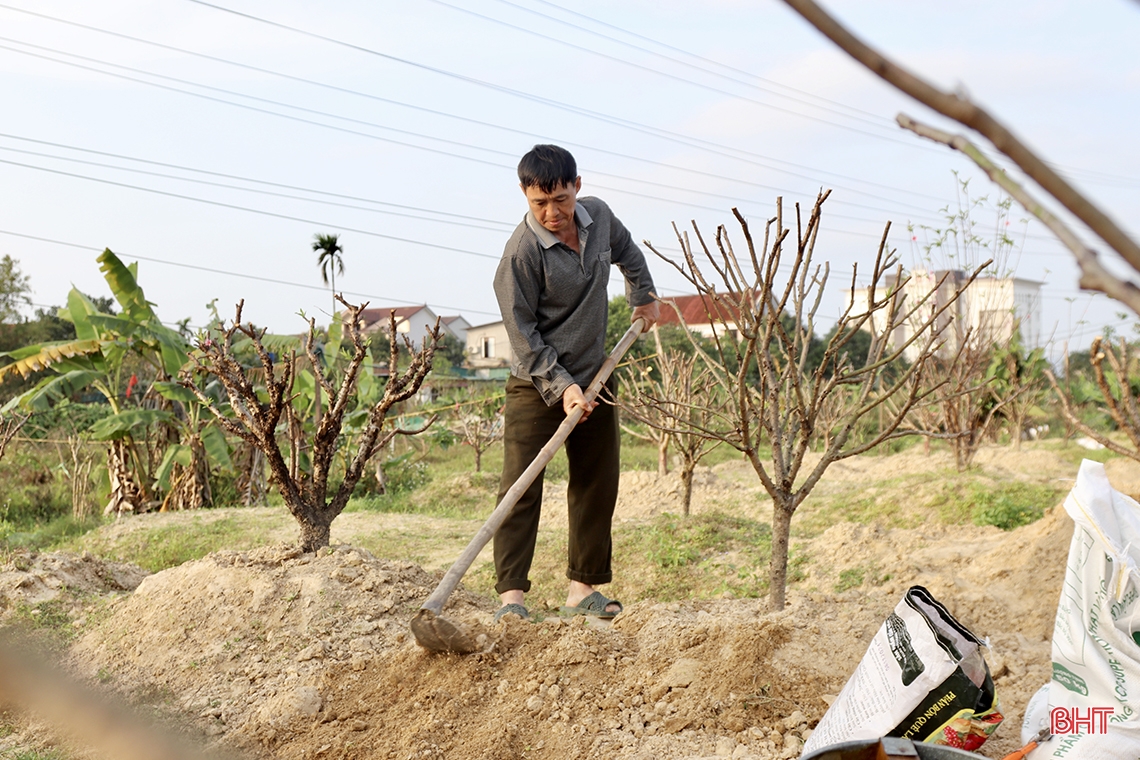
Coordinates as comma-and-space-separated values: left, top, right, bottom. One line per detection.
312, 233, 344, 317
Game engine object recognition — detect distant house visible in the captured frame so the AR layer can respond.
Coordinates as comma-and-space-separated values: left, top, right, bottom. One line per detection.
440, 315, 471, 344
656, 293, 751, 341
466, 320, 513, 375
847, 270, 1043, 360
352, 305, 439, 350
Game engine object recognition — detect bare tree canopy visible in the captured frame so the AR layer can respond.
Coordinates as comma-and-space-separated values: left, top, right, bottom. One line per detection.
642, 192, 983, 608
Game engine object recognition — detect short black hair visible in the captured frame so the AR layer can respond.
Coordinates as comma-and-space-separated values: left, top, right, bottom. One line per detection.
518, 144, 577, 193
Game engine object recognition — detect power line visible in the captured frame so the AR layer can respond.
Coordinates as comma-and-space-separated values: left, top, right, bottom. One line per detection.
0, 133, 514, 230
175, 0, 960, 201
428, 0, 925, 147
0, 144, 511, 234
522, 0, 889, 125
515, 0, 1140, 191
0, 36, 948, 224
0, 228, 502, 317
0, 2, 953, 208
0, 156, 501, 261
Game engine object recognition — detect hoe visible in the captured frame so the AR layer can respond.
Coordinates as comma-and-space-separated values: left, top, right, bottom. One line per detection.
411, 318, 647, 653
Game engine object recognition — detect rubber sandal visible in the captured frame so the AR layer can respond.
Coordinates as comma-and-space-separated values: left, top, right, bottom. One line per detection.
558, 591, 622, 619
493, 603, 530, 623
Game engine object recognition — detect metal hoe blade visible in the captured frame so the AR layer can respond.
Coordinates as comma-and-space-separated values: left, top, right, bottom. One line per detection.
410, 609, 481, 654
410, 320, 647, 654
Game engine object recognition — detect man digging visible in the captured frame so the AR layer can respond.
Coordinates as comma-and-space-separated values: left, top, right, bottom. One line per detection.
492, 144, 658, 623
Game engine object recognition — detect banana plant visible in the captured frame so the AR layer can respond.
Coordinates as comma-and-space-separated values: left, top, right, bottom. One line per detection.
0, 249, 204, 514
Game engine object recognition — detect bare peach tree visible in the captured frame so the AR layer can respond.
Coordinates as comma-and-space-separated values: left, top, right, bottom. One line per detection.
620, 330, 725, 515
644, 192, 981, 608
450, 390, 504, 473
619, 328, 677, 477
1047, 337, 1140, 462
182, 298, 440, 551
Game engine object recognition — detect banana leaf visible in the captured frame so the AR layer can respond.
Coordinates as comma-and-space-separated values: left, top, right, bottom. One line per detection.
88, 408, 173, 441
0, 339, 103, 381
154, 443, 192, 491
152, 381, 198, 404
201, 425, 232, 471
2, 369, 103, 412
98, 249, 156, 322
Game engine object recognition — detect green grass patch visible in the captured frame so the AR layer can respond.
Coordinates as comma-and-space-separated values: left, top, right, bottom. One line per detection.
795, 473, 933, 536
834, 567, 864, 593
346, 471, 498, 520
464, 512, 774, 607
616, 513, 772, 602
1, 516, 103, 553
4, 749, 69, 760
929, 479, 1064, 530
60, 512, 278, 572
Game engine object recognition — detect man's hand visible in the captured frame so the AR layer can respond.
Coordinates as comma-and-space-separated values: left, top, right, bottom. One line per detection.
631, 298, 660, 331
562, 383, 597, 423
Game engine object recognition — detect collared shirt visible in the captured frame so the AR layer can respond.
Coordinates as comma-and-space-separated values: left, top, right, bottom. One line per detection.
493, 196, 655, 406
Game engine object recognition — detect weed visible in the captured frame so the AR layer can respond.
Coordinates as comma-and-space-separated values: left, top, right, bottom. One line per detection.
973, 492, 1046, 530
835, 567, 865, 593
62, 513, 274, 572
7, 749, 68, 760
929, 480, 1062, 531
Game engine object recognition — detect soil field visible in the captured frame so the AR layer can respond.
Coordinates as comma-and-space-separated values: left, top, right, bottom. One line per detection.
3, 443, 1135, 759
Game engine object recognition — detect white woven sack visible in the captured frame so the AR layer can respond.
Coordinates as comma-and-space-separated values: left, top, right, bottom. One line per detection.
1024, 459, 1140, 759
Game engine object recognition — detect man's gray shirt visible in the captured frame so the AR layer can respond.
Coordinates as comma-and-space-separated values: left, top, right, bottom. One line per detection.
494, 196, 655, 406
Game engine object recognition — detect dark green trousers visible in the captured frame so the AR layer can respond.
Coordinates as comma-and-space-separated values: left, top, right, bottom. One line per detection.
493, 375, 620, 594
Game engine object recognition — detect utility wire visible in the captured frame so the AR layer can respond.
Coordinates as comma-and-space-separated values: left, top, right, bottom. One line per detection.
0, 156, 500, 261
175, 1, 954, 183
522, 0, 890, 124
0, 228, 502, 317
0, 36, 947, 223
428, 0, 920, 145
0, 2, 953, 206
0, 145, 511, 234
519, 0, 1140, 190
0, 133, 514, 230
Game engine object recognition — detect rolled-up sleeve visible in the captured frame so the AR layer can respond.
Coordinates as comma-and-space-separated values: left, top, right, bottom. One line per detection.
493, 251, 575, 405
607, 210, 655, 307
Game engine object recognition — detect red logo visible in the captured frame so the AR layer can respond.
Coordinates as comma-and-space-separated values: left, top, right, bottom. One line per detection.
1051, 706, 1113, 734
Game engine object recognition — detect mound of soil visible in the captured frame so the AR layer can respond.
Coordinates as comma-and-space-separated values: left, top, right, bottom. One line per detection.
0, 551, 147, 620
59, 501, 1071, 759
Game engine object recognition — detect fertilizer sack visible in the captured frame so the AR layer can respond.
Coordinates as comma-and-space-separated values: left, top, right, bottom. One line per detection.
802, 586, 1002, 753
1020, 459, 1140, 759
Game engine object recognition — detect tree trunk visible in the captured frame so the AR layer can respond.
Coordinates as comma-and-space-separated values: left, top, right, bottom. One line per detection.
375, 458, 387, 495
680, 465, 694, 517
104, 439, 144, 516
658, 436, 669, 476
474, 446, 482, 473
298, 514, 332, 553
769, 501, 794, 610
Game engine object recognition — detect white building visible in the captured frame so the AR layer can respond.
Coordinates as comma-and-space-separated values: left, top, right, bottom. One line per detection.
847, 270, 1042, 360
465, 320, 513, 372
353, 305, 440, 349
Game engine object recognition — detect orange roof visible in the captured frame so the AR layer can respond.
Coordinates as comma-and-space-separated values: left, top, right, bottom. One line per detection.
656, 294, 743, 327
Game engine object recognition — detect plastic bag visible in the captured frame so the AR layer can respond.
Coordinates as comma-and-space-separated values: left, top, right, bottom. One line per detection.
1022, 459, 1140, 758
803, 586, 1002, 753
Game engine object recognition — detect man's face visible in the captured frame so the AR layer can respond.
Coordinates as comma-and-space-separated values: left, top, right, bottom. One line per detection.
522, 177, 581, 236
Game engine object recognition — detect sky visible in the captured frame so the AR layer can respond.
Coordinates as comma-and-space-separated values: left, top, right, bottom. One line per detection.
0, 0, 1137, 355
